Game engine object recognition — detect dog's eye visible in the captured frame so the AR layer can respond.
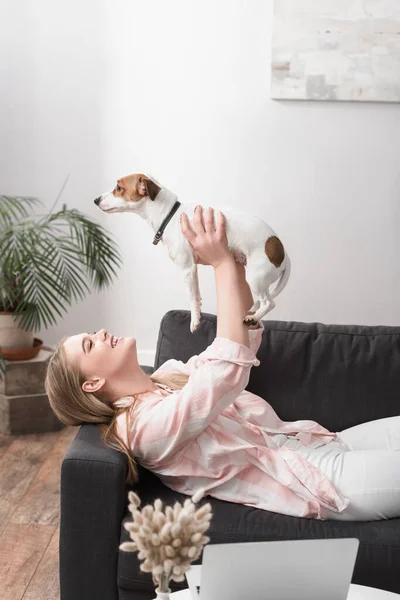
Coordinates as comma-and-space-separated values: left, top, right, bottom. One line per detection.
116, 184, 121, 192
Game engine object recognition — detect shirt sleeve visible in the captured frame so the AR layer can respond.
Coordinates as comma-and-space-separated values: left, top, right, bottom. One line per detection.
132, 337, 261, 467
152, 320, 264, 378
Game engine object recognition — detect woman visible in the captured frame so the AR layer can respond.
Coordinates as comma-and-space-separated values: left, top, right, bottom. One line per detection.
45, 206, 400, 521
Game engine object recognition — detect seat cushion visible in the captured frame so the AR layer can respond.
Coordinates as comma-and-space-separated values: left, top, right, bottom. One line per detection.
117, 468, 400, 598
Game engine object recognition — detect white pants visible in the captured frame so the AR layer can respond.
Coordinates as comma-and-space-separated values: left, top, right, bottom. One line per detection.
282, 416, 400, 521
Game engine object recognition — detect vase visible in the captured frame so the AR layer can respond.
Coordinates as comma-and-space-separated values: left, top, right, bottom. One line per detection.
153, 588, 171, 600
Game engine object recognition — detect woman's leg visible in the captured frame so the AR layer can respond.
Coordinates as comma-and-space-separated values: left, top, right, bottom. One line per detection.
293, 441, 400, 521
336, 415, 400, 451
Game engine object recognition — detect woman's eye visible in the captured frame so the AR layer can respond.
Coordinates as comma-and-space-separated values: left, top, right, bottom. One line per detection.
89, 341, 93, 351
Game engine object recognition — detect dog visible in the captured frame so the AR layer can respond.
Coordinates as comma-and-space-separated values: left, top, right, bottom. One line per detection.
94, 173, 291, 333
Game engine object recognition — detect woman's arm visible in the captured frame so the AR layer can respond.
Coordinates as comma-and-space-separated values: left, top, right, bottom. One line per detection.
154, 212, 263, 380
181, 206, 251, 347
235, 261, 253, 313
214, 257, 250, 347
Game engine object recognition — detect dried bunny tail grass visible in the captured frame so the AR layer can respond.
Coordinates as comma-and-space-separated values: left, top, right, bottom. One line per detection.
142, 505, 154, 519
120, 489, 213, 593
154, 498, 163, 511
191, 488, 206, 503
173, 502, 181, 519
165, 506, 175, 522
128, 491, 141, 508
120, 541, 138, 552
124, 522, 139, 533
194, 503, 212, 519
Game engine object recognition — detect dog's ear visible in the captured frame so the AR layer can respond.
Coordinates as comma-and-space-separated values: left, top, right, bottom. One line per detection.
138, 176, 161, 201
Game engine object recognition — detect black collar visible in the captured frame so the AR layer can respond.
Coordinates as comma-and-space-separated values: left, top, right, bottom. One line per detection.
153, 201, 181, 245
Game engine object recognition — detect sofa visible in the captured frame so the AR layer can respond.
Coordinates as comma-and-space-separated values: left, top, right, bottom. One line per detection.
60, 309, 400, 600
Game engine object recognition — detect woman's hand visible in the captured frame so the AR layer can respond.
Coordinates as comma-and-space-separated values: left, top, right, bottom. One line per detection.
180, 206, 233, 268
181, 205, 251, 345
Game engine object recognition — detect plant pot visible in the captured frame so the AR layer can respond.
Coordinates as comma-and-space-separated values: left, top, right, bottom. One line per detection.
1, 338, 44, 361
0, 312, 35, 351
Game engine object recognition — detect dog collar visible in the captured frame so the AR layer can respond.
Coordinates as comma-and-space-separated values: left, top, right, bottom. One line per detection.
153, 201, 181, 245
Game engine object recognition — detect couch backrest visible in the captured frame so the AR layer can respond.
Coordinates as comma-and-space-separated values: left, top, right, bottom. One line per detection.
154, 310, 400, 431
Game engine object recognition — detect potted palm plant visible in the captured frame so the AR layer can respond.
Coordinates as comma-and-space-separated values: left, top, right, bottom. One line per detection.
0, 193, 122, 378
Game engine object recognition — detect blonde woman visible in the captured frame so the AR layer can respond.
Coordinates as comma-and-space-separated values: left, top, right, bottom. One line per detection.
45, 206, 400, 521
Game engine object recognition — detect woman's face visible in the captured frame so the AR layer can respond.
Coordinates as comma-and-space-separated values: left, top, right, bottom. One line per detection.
63, 329, 138, 398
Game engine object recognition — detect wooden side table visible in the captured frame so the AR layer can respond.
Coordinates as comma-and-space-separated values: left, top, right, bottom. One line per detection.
0, 346, 63, 434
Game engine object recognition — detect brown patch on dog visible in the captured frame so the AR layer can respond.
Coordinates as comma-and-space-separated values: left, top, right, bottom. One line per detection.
265, 236, 285, 267
116, 174, 161, 203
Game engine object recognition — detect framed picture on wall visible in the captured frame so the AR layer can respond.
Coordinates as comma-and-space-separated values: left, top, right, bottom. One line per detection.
271, 0, 400, 102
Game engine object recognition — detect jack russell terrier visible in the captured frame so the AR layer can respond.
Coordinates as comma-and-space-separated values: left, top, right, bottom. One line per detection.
94, 173, 291, 333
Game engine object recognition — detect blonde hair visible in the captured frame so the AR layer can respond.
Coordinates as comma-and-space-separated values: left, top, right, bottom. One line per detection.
44, 337, 189, 485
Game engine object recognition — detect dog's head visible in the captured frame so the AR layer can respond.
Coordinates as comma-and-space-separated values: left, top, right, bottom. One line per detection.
94, 173, 162, 213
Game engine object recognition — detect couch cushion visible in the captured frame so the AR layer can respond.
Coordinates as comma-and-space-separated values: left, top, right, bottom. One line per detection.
154, 310, 400, 431
117, 467, 400, 596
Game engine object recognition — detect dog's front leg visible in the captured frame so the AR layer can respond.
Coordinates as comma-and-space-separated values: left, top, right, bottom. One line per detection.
182, 264, 202, 333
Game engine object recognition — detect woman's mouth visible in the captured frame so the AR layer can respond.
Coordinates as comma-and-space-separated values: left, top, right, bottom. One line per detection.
110, 335, 126, 348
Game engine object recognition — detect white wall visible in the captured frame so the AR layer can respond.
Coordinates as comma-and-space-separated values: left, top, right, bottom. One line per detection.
2, 0, 400, 366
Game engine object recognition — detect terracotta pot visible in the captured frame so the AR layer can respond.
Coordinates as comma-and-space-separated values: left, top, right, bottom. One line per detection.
2, 338, 44, 361
0, 312, 35, 350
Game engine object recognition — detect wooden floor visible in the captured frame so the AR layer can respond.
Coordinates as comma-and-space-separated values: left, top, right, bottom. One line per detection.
0, 425, 79, 600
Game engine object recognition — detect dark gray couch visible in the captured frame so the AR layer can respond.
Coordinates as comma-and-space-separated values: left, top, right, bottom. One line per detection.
60, 310, 400, 600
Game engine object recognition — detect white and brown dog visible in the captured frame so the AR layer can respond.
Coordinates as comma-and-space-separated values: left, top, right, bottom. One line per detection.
94, 173, 291, 332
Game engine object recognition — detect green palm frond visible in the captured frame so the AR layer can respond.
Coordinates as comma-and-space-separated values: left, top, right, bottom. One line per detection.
0, 195, 123, 378
44, 205, 122, 289
0, 195, 42, 228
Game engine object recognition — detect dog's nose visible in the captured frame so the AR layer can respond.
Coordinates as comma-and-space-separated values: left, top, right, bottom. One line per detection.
94, 197, 101, 206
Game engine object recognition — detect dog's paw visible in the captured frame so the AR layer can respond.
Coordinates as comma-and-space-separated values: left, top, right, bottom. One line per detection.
190, 316, 201, 333
243, 315, 258, 328
190, 321, 200, 333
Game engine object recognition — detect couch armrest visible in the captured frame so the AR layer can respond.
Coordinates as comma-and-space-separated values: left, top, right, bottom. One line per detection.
60, 423, 128, 600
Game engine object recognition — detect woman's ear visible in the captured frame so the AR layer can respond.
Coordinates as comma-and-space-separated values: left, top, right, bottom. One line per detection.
82, 376, 106, 394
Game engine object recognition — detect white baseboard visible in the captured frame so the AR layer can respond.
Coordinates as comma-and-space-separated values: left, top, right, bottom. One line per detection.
138, 349, 156, 368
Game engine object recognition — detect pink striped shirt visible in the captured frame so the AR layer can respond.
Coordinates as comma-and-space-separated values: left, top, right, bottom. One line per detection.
117, 323, 350, 519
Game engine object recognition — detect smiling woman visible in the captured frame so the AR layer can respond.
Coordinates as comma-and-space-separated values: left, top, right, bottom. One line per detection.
44, 327, 190, 484
63, 328, 156, 402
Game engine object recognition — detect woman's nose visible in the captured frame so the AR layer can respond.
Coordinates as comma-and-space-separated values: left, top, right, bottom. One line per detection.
95, 328, 108, 340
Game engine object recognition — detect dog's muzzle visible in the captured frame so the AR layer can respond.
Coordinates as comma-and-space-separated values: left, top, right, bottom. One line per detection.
94, 197, 101, 206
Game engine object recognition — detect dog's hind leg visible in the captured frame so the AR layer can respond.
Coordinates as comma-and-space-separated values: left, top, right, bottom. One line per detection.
182, 264, 202, 333
244, 292, 275, 326
243, 261, 277, 326
248, 299, 260, 314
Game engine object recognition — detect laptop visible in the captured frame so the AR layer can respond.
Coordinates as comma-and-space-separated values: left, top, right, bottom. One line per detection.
186, 538, 360, 600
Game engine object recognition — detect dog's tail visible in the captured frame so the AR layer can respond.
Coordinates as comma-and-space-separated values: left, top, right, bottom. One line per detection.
269, 253, 291, 299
